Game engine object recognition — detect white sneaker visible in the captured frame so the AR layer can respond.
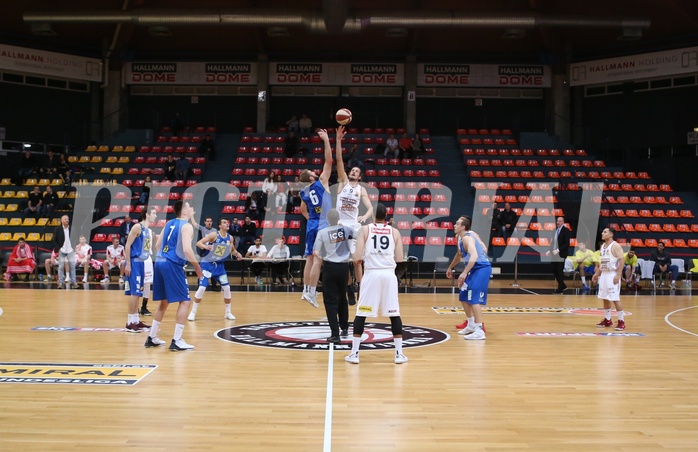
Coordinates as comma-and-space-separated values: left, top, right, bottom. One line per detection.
345, 352, 359, 364
225, 312, 236, 320
301, 290, 307, 300
458, 325, 476, 335
464, 329, 486, 340
82, 276, 88, 283
169, 339, 195, 351
118, 277, 125, 284
302, 292, 319, 308
101, 277, 110, 283
394, 352, 408, 364
670, 282, 676, 290
187, 311, 196, 322
144, 336, 166, 347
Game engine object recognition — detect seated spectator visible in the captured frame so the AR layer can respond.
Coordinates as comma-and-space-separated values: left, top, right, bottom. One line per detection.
44, 250, 61, 282
500, 202, 518, 240
623, 246, 640, 289
286, 115, 299, 133
164, 154, 177, 181
274, 174, 288, 211
650, 242, 679, 289
18, 151, 36, 184
398, 133, 413, 158
119, 215, 134, 246
262, 172, 278, 198
174, 153, 191, 180
38, 150, 60, 179
199, 134, 215, 161
266, 236, 291, 284
230, 217, 242, 248
246, 237, 268, 284
572, 242, 597, 291
410, 133, 425, 158
41, 185, 59, 217
239, 216, 257, 251
4, 237, 36, 281
75, 235, 93, 283
134, 176, 151, 205
103, 236, 125, 283
56, 153, 74, 185
245, 191, 262, 221
24, 186, 43, 218
384, 134, 400, 158
286, 176, 302, 214
299, 113, 313, 136
489, 201, 502, 237
285, 131, 299, 157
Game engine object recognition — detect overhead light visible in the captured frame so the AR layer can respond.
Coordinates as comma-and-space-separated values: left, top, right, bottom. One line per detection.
23, 143, 32, 148
30, 22, 56, 36
501, 28, 525, 39
617, 27, 642, 41
148, 26, 172, 37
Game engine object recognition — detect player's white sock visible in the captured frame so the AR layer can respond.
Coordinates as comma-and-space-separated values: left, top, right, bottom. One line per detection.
149, 320, 161, 338
605, 309, 612, 321
581, 276, 587, 284
309, 286, 317, 295
617, 310, 624, 321
394, 337, 403, 354
225, 304, 231, 313
467, 316, 475, 325
173, 323, 185, 341
190, 302, 199, 315
351, 336, 361, 354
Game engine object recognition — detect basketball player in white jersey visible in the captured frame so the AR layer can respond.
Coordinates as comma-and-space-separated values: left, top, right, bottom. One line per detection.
345, 203, 407, 365
334, 125, 374, 304
592, 227, 627, 331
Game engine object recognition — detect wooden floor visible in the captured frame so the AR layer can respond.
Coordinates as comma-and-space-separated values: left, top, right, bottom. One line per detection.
0, 281, 697, 451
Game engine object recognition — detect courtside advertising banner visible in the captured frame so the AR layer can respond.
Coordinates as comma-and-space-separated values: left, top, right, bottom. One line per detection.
269, 62, 404, 86
417, 64, 551, 87
124, 62, 258, 85
0, 43, 102, 82
570, 46, 698, 86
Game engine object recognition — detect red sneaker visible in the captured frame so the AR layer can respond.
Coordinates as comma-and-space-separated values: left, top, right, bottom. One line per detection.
456, 320, 468, 329
596, 318, 613, 328
615, 320, 626, 331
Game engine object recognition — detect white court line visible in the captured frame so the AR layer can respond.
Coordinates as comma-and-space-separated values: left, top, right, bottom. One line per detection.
323, 343, 335, 452
518, 288, 539, 296
664, 306, 698, 337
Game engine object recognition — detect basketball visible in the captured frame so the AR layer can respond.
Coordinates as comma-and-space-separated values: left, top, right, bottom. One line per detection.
335, 108, 352, 125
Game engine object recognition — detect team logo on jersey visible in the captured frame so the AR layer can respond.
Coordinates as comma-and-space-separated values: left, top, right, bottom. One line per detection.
215, 321, 449, 351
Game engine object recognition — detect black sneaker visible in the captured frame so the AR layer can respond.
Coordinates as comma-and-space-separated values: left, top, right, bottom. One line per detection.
340, 329, 349, 338
140, 307, 152, 316
144, 336, 165, 347
169, 339, 195, 351
327, 336, 341, 344
347, 290, 356, 306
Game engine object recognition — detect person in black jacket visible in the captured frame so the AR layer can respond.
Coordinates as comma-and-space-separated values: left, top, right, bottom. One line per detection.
545, 216, 571, 293
499, 202, 518, 240
51, 214, 77, 288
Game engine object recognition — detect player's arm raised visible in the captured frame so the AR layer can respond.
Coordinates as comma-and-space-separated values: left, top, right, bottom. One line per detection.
335, 125, 347, 184
317, 129, 333, 186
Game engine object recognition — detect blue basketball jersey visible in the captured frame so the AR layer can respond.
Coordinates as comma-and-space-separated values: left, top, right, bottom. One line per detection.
130, 224, 152, 261
459, 232, 491, 270
300, 180, 331, 229
202, 232, 232, 263
158, 218, 188, 266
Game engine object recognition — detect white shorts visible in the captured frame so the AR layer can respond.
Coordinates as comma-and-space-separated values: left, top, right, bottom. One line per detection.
355, 268, 400, 317
345, 222, 361, 254
143, 257, 154, 284
597, 272, 620, 302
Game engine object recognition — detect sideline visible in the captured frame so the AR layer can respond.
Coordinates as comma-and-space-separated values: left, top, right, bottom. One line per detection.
323, 343, 335, 452
664, 306, 698, 337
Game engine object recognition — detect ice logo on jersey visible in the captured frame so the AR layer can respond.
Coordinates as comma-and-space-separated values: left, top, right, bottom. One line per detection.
329, 229, 346, 243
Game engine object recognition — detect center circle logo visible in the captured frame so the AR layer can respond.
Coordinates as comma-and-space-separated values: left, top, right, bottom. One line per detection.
215, 321, 449, 351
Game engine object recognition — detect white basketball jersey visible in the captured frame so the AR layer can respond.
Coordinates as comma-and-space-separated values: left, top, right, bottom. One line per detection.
599, 240, 620, 272
336, 182, 362, 225
362, 223, 396, 270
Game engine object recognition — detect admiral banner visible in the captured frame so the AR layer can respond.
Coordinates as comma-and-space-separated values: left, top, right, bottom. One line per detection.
0, 43, 102, 82
269, 62, 404, 86
417, 64, 550, 87
570, 46, 698, 86
124, 62, 257, 85
0, 363, 157, 385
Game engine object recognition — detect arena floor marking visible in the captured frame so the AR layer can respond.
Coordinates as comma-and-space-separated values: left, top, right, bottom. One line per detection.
664, 306, 698, 337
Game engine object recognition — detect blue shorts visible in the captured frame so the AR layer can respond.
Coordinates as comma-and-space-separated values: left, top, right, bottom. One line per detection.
459, 265, 492, 305
153, 259, 191, 303
199, 261, 229, 287
124, 260, 145, 297
580, 265, 595, 274
304, 223, 319, 257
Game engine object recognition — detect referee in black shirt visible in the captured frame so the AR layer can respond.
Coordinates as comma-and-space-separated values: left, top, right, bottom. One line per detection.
313, 209, 354, 343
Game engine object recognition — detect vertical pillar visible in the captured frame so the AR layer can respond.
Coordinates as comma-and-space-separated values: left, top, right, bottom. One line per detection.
256, 55, 269, 133
550, 73, 571, 143
102, 69, 127, 140
404, 55, 417, 135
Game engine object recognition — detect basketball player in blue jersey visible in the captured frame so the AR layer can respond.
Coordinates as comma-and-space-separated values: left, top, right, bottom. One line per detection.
124, 207, 157, 333
454, 215, 492, 340
145, 200, 203, 351
187, 218, 243, 322
299, 128, 333, 308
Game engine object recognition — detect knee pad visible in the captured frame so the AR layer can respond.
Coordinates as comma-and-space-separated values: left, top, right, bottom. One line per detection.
390, 316, 403, 336
222, 285, 231, 299
195, 286, 206, 299
352, 316, 366, 336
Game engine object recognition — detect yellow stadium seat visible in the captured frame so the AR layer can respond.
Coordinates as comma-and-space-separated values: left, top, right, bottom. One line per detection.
51, 179, 63, 186
66, 191, 77, 198
124, 146, 136, 152
44, 232, 53, 242
24, 179, 38, 186
86, 145, 97, 152
16, 191, 28, 198
106, 156, 118, 163
98, 145, 109, 152
0, 218, 7, 226
111, 168, 124, 175
22, 218, 36, 227
2, 191, 15, 198
91, 156, 103, 163
11, 232, 26, 241
49, 218, 60, 227
56, 191, 66, 198
36, 218, 49, 226
118, 156, 130, 163
6, 204, 18, 212
68, 156, 79, 163
100, 167, 111, 174
79, 156, 90, 163
26, 233, 42, 242
38, 179, 50, 186
112, 146, 124, 152
9, 218, 22, 226
1, 178, 11, 185
0, 232, 11, 241
0, 204, 4, 212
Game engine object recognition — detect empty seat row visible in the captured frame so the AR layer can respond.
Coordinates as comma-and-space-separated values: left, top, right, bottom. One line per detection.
599, 209, 694, 218
457, 128, 512, 136
609, 223, 698, 233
